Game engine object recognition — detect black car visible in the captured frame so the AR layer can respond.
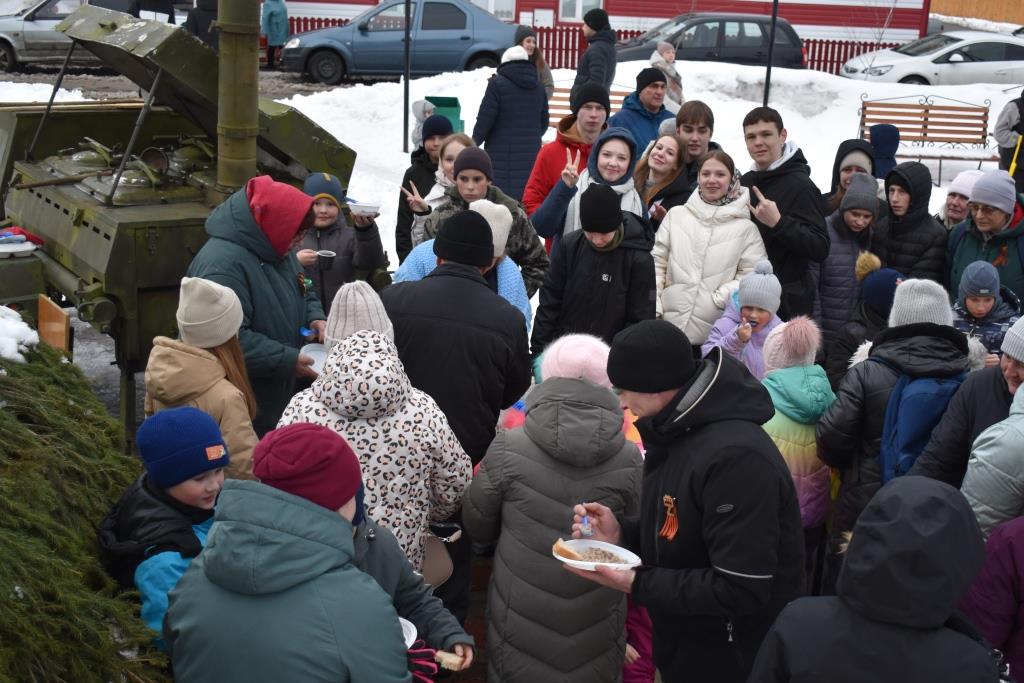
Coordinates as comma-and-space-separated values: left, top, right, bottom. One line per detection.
616, 13, 804, 68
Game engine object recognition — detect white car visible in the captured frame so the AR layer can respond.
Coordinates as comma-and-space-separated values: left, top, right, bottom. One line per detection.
841, 31, 1024, 85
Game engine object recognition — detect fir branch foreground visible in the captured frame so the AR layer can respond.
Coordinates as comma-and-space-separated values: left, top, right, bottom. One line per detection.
0, 343, 169, 682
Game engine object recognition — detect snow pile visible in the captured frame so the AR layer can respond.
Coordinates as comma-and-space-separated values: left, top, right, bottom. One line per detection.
931, 12, 1022, 35
275, 61, 1016, 263
0, 82, 85, 103
0, 306, 39, 363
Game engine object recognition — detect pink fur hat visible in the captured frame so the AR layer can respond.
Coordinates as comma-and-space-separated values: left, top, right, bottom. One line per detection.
763, 316, 821, 373
540, 334, 612, 389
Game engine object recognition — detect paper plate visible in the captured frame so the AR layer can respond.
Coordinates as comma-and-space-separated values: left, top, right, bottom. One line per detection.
0, 242, 36, 258
299, 343, 327, 375
399, 617, 417, 649
552, 539, 641, 572
348, 201, 380, 216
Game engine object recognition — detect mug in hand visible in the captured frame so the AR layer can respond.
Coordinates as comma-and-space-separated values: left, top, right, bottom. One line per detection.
316, 250, 336, 270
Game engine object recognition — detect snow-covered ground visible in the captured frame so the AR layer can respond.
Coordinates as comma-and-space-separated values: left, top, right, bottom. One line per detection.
931, 12, 1022, 34
0, 61, 1018, 265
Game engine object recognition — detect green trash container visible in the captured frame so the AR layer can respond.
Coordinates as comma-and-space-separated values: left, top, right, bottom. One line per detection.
425, 96, 464, 133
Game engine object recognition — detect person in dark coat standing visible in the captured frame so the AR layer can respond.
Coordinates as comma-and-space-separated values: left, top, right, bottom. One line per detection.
817, 279, 969, 593
381, 210, 531, 624
183, 0, 217, 50
748, 477, 1001, 683
473, 46, 549, 202
568, 320, 805, 683
260, 0, 288, 69
607, 68, 675, 154
740, 107, 830, 319
869, 123, 899, 180
396, 114, 453, 263
570, 9, 616, 104
876, 161, 946, 283
908, 316, 1024, 486
531, 184, 655, 358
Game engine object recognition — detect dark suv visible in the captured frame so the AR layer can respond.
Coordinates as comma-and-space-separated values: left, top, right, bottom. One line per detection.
616, 13, 804, 68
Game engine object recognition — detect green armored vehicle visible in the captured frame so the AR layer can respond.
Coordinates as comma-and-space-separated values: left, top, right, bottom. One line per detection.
0, 2, 355, 446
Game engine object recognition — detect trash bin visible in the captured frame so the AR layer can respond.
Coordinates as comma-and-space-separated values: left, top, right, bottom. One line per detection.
425, 96, 464, 133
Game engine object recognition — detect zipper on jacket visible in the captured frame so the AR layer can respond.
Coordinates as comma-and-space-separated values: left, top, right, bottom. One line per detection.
726, 620, 734, 643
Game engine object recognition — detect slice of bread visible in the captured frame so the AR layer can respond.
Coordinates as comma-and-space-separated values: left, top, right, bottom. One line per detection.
552, 538, 584, 561
434, 650, 465, 671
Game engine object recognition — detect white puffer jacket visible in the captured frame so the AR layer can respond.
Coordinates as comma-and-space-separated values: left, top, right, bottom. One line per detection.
653, 186, 767, 344
278, 330, 472, 569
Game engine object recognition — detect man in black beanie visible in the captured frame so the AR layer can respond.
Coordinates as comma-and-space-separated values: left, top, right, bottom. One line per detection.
567, 319, 805, 683
609, 66, 674, 152
570, 7, 616, 107
381, 210, 530, 623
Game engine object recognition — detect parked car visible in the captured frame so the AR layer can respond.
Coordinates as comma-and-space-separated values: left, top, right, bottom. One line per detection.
281, 0, 516, 85
616, 13, 804, 68
841, 30, 1024, 85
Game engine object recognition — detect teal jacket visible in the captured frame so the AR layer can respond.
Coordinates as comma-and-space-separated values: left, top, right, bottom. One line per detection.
186, 185, 325, 433
165, 480, 411, 683
948, 195, 1024, 303
261, 0, 289, 46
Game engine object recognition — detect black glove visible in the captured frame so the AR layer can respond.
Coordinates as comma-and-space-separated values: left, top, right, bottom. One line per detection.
408, 639, 439, 683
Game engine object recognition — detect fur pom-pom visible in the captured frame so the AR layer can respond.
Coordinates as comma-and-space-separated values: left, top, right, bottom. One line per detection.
764, 316, 821, 372
855, 251, 882, 283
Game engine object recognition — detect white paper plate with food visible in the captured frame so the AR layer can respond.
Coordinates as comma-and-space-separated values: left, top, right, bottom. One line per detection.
348, 201, 380, 216
399, 617, 417, 649
299, 343, 327, 374
552, 538, 641, 571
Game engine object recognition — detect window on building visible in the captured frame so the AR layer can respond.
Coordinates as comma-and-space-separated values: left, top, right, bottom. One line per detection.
677, 21, 720, 50
423, 2, 466, 30
367, 4, 409, 32
559, 0, 601, 23
469, 0, 514, 21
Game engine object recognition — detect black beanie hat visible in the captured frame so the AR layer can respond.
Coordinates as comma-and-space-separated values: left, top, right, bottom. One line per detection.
571, 82, 611, 115
607, 320, 697, 393
636, 67, 667, 93
433, 211, 494, 267
453, 147, 494, 181
421, 114, 453, 142
514, 24, 536, 46
579, 184, 622, 233
583, 8, 609, 31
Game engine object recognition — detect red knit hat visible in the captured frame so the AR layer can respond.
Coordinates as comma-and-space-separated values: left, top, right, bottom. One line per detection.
253, 423, 362, 511
246, 175, 315, 257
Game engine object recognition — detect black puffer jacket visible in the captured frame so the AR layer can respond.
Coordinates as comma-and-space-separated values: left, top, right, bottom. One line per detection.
531, 212, 655, 355
473, 60, 549, 202
620, 348, 805, 683
878, 162, 947, 283
817, 323, 969, 548
645, 170, 693, 229
381, 262, 531, 462
908, 364, 1014, 486
570, 28, 617, 101
820, 139, 876, 211
396, 147, 439, 263
742, 146, 830, 318
184, 0, 218, 50
748, 477, 1001, 683
824, 301, 887, 391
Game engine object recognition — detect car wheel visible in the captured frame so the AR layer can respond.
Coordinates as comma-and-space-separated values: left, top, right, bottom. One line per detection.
899, 75, 929, 85
0, 42, 16, 73
466, 54, 498, 70
308, 50, 345, 85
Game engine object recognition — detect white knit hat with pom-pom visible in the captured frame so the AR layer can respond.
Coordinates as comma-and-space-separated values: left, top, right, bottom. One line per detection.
739, 260, 782, 314
763, 316, 821, 373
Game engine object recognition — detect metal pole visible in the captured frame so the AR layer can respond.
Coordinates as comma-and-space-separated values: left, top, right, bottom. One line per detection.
215, 0, 260, 197
763, 0, 780, 107
403, 0, 411, 153
106, 68, 163, 206
26, 40, 76, 162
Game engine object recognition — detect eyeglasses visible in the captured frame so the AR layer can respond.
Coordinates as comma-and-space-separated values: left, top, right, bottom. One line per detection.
968, 203, 1002, 215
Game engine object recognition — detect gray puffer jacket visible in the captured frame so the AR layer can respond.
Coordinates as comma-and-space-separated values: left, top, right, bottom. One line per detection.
809, 211, 880, 347
462, 377, 642, 683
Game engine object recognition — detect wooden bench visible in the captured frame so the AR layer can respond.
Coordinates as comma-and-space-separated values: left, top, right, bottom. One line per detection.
549, 85, 632, 129
858, 95, 1000, 184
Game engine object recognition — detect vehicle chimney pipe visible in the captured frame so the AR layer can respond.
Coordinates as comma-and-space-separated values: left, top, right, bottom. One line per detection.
215, 0, 260, 197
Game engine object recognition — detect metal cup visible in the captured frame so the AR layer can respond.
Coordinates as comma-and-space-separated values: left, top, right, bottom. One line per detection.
316, 249, 336, 270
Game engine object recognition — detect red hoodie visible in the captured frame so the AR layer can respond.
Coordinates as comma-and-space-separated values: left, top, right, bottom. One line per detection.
521, 115, 595, 216
246, 175, 315, 257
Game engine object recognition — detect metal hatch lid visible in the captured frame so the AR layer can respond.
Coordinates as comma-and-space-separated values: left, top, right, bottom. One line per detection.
57, 5, 355, 187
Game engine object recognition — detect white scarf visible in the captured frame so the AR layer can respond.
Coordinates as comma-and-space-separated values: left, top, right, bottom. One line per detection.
563, 170, 644, 236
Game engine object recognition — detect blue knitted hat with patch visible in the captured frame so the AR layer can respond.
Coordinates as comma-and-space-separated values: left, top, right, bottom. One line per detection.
137, 407, 229, 489
303, 172, 347, 208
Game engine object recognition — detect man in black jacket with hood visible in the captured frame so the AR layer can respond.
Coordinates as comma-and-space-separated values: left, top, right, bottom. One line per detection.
878, 161, 947, 283
741, 107, 829, 318
568, 320, 804, 683
570, 9, 617, 104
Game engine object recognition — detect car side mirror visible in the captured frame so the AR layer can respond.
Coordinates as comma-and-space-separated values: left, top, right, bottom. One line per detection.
357, 20, 369, 32
948, 52, 965, 63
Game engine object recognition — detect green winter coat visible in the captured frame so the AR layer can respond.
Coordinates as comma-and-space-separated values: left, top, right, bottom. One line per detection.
948, 195, 1024, 302
186, 188, 325, 434
164, 480, 412, 683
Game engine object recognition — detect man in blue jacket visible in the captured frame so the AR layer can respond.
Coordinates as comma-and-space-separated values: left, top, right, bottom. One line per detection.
608, 68, 675, 153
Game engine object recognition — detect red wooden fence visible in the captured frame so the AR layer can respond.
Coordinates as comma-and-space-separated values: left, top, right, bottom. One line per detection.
288, 16, 349, 34
804, 39, 901, 74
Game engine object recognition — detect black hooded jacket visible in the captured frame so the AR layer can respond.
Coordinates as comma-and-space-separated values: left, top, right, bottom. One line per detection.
878, 162, 947, 283
570, 28, 617, 101
395, 147, 439, 263
821, 139, 876, 209
184, 0, 218, 50
531, 212, 655, 355
741, 147, 829, 318
817, 323, 969, 544
824, 300, 888, 391
620, 348, 805, 683
748, 477, 1000, 683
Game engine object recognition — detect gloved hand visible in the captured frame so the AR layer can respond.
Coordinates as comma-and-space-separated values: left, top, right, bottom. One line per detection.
532, 354, 544, 384
408, 639, 439, 683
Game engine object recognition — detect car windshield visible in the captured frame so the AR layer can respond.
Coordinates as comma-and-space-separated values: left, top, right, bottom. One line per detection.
0, 0, 39, 14
634, 15, 691, 42
894, 33, 961, 56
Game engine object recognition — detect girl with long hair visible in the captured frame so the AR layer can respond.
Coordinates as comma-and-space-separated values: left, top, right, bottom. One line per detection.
633, 133, 688, 228
515, 25, 554, 98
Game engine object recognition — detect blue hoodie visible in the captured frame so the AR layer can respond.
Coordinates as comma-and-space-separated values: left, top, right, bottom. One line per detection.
607, 91, 675, 154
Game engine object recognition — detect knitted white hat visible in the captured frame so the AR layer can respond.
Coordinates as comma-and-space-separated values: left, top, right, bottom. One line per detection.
887, 278, 954, 327
325, 281, 394, 349
470, 198, 513, 258
1002, 317, 1024, 362
501, 45, 529, 64
540, 333, 612, 389
176, 277, 243, 349
738, 260, 782, 314
947, 169, 985, 199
